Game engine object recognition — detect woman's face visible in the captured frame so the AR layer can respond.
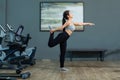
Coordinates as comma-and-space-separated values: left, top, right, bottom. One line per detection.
68, 12, 73, 19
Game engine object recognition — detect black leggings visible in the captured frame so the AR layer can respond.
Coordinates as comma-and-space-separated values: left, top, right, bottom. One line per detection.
48, 31, 70, 68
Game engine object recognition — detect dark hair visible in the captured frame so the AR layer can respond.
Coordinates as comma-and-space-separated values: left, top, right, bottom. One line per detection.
62, 10, 70, 25
62, 10, 70, 31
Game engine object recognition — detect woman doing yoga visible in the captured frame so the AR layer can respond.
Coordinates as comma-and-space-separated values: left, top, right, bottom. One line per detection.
48, 10, 95, 72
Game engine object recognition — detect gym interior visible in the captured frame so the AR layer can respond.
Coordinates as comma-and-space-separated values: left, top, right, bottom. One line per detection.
0, 0, 120, 80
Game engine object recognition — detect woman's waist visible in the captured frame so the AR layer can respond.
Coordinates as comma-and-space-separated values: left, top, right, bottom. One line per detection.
65, 29, 73, 36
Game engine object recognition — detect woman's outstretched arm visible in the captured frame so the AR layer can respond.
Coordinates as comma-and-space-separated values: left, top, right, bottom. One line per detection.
74, 22, 95, 26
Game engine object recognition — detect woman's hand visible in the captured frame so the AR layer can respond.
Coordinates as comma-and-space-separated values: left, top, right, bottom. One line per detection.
50, 29, 55, 34
88, 23, 95, 26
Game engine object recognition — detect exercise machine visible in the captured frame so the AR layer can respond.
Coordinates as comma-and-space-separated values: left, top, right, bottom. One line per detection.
0, 24, 36, 66
0, 24, 36, 79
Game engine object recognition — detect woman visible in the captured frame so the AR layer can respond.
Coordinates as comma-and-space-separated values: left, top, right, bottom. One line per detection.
48, 10, 95, 72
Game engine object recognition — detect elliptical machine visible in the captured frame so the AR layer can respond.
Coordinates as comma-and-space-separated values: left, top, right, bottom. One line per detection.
0, 24, 36, 79
0, 24, 36, 66
7, 24, 36, 65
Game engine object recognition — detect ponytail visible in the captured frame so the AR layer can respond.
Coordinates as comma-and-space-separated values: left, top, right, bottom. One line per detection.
62, 10, 70, 31
62, 18, 66, 25
62, 18, 66, 31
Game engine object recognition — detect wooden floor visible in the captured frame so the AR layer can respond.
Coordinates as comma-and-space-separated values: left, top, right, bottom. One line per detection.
1, 60, 120, 80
